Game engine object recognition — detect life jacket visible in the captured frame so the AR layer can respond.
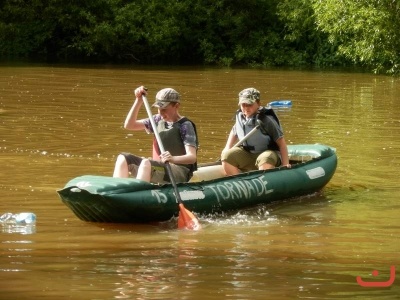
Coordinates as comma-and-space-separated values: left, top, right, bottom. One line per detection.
234, 106, 281, 153
152, 117, 198, 173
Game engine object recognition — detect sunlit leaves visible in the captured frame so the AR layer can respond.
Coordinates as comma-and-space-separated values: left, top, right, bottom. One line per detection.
312, 0, 400, 74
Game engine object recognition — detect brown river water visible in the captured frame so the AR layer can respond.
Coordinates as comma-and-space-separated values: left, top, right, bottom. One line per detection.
0, 65, 399, 299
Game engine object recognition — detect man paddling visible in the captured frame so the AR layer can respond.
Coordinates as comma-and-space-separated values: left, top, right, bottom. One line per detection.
113, 86, 198, 183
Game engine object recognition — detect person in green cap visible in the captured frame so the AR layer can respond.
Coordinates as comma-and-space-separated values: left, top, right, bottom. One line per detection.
221, 87, 290, 176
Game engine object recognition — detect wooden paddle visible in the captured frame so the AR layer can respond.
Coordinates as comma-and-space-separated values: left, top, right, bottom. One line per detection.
142, 94, 201, 230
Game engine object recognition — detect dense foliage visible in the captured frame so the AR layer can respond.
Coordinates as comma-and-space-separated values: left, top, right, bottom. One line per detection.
312, 0, 400, 74
0, 0, 399, 74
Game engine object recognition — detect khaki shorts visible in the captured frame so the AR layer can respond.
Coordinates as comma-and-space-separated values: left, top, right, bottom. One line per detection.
122, 153, 190, 183
221, 147, 281, 172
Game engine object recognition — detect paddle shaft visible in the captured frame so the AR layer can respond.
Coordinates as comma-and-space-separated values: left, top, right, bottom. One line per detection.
232, 124, 260, 148
141, 95, 184, 204
196, 123, 262, 168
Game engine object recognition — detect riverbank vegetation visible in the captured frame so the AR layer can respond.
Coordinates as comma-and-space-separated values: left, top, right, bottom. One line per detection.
1, 0, 399, 74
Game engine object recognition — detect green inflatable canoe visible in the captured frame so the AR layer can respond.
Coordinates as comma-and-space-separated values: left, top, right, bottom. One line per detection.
57, 144, 337, 223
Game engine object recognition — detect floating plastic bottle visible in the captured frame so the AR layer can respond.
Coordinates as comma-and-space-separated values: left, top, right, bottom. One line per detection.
0, 212, 36, 225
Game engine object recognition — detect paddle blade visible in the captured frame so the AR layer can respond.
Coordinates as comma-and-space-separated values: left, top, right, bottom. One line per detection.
177, 203, 201, 230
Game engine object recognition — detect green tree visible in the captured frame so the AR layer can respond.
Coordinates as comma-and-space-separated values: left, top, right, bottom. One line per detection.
1, 0, 399, 73
0, 0, 113, 61
276, 0, 348, 67
65, 0, 205, 63
187, 0, 298, 67
312, 0, 400, 74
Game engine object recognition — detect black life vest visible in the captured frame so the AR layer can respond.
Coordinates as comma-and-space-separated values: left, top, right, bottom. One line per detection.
152, 117, 198, 172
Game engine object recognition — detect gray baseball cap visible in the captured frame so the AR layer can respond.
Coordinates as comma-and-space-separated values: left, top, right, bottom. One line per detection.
153, 88, 181, 109
238, 88, 260, 105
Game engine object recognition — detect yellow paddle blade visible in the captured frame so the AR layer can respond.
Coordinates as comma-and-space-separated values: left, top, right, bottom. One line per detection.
177, 203, 201, 230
